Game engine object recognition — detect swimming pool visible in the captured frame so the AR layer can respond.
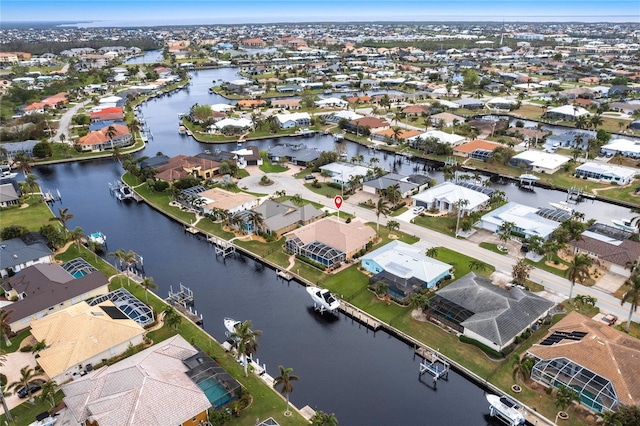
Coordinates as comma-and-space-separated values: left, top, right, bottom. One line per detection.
197, 377, 233, 408
72, 270, 88, 279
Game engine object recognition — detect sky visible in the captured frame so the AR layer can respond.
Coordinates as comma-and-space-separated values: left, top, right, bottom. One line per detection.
2, 0, 639, 25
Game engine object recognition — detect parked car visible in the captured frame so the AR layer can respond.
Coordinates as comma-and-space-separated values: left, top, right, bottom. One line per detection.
17, 382, 42, 398
413, 206, 425, 214
600, 314, 618, 326
304, 174, 315, 181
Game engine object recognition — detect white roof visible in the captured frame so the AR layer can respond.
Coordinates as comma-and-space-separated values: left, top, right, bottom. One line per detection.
315, 97, 349, 106
481, 202, 560, 239
412, 182, 489, 211
487, 97, 516, 105
229, 79, 252, 86
210, 103, 234, 112
330, 110, 363, 120
511, 150, 570, 170
362, 240, 451, 283
275, 112, 310, 124
99, 96, 122, 103
547, 105, 590, 117
409, 130, 466, 146
319, 162, 371, 181
433, 98, 459, 108
602, 138, 640, 155
576, 162, 638, 180
214, 117, 253, 129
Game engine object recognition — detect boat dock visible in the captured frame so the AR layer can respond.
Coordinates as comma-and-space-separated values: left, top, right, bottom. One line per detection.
418, 351, 450, 389
208, 236, 236, 258
276, 270, 292, 281
166, 284, 203, 326
339, 304, 382, 331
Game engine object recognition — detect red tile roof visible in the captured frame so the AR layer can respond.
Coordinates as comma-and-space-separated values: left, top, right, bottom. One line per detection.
78, 124, 130, 146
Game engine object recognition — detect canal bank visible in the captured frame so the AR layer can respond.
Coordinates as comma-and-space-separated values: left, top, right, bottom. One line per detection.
124, 174, 557, 425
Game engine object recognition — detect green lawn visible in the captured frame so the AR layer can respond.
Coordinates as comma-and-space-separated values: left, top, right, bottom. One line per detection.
303, 182, 345, 199
1, 391, 65, 426
1, 194, 54, 232
411, 213, 457, 237
479, 242, 507, 255
54, 244, 118, 278
390, 206, 409, 217
433, 247, 495, 279
320, 264, 369, 300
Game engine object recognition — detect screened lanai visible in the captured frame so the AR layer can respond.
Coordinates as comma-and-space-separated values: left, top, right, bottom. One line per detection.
89, 288, 155, 327
427, 295, 474, 333
531, 356, 619, 412
285, 238, 345, 268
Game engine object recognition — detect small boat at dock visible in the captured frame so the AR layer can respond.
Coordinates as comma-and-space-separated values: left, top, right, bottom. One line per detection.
612, 218, 636, 233
306, 286, 340, 313
87, 231, 106, 246
486, 394, 525, 425
549, 201, 573, 214
178, 125, 186, 135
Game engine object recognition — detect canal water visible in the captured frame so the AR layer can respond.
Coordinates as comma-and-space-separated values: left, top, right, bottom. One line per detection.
33, 67, 635, 425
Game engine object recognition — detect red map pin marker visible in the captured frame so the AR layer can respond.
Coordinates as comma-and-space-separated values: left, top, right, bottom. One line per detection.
334, 195, 343, 209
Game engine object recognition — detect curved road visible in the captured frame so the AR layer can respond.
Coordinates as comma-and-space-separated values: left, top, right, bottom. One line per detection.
53, 100, 90, 143
238, 171, 639, 324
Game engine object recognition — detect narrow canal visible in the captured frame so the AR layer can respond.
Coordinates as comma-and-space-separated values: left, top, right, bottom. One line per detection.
32, 66, 635, 424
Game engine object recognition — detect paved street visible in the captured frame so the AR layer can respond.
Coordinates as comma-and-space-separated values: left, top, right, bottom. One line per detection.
52, 100, 90, 143
238, 170, 640, 323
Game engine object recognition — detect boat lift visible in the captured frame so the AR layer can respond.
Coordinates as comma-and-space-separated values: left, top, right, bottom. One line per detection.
418, 351, 450, 389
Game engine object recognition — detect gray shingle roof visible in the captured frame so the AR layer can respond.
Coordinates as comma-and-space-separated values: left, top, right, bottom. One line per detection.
436, 273, 554, 347
0, 236, 52, 270
254, 200, 324, 233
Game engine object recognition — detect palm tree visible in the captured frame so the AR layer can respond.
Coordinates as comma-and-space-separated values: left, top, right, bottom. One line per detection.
0, 309, 13, 347
384, 183, 401, 206
140, 276, 158, 302
469, 259, 488, 273
24, 173, 39, 194
108, 249, 138, 286
230, 320, 263, 377
274, 365, 299, 415
565, 254, 593, 302
31, 339, 47, 355
70, 226, 84, 251
621, 272, 640, 332
387, 220, 400, 232
512, 258, 531, 285
426, 247, 439, 258
310, 411, 339, 426
39, 380, 58, 408
13, 151, 31, 175
163, 306, 182, 330
374, 198, 390, 234
9, 366, 41, 402
512, 354, 535, 385
49, 207, 74, 239
498, 221, 515, 250
105, 125, 118, 140
454, 199, 469, 236
555, 384, 579, 414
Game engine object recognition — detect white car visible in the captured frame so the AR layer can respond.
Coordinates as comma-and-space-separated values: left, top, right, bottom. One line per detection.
413, 206, 425, 214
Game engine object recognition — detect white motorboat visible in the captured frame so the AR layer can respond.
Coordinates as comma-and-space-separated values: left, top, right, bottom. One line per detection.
87, 231, 106, 246
612, 218, 636, 233
223, 317, 241, 337
549, 201, 573, 214
116, 185, 134, 201
306, 286, 340, 313
486, 394, 525, 425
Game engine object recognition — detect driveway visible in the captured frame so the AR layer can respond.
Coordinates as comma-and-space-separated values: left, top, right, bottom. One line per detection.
2, 350, 42, 411
52, 100, 89, 143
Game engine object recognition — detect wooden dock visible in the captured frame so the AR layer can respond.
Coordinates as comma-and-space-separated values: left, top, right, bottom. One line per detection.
185, 226, 199, 234
276, 270, 292, 281
339, 304, 382, 331
209, 236, 236, 257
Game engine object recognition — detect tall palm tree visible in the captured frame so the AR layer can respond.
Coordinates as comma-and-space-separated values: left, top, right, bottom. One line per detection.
426, 247, 439, 258
140, 276, 158, 302
0, 309, 13, 347
512, 258, 531, 285
13, 151, 31, 175
621, 273, 640, 333
163, 306, 182, 330
9, 366, 41, 403
70, 226, 84, 251
39, 380, 58, 408
274, 365, 299, 415
374, 198, 390, 234
247, 211, 266, 235
565, 254, 593, 302
24, 173, 39, 194
108, 249, 138, 286
384, 183, 401, 206
49, 207, 74, 239
512, 354, 535, 385
229, 320, 262, 377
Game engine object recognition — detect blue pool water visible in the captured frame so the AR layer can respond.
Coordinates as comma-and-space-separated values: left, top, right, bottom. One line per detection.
72, 270, 87, 278
198, 377, 232, 407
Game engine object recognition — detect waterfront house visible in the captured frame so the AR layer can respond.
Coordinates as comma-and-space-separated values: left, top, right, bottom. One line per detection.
407, 130, 466, 147
453, 139, 502, 159
370, 128, 422, 144
0, 234, 52, 278
361, 240, 452, 302
428, 272, 554, 352
62, 335, 231, 426
198, 187, 259, 215
345, 117, 389, 134
237, 99, 266, 109
315, 97, 348, 108
509, 150, 570, 174
575, 162, 638, 185
274, 112, 311, 129
479, 202, 561, 241
544, 105, 590, 121
546, 130, 594, 150
412, 182, 490, 215
0, 140, 38, 159
429, 112, 466, 127
267, 143, 320, 166
284, 217, 376, 269
77, 123, 132, 152
0, 181, 21, 208
1, 261, 109, 332
600, 138, 640, 159
251, 199, 325, 238
272, 99, 301, 110
30, 301, 145, 384
89, 106, 124, 123
528, 311, 640, 413
155, 155, 221, 181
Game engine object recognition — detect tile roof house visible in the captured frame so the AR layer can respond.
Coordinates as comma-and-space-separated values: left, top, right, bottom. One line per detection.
62, 335, 213, 426
528, 311, 640, 412
89, 107, 124, 123
77, 124, 132, 152
0, 235, 52, 278
412, 181, 490, 215
285, 217, 376, 269
197, 187, 259, 215
154, 155, 221, 182
345, 117, 389, 133
253, 199, 325, 238
1, 263, 109, 332
30, 301, 145, 384
453, 139, 502, 158
428, 273, 554, 351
